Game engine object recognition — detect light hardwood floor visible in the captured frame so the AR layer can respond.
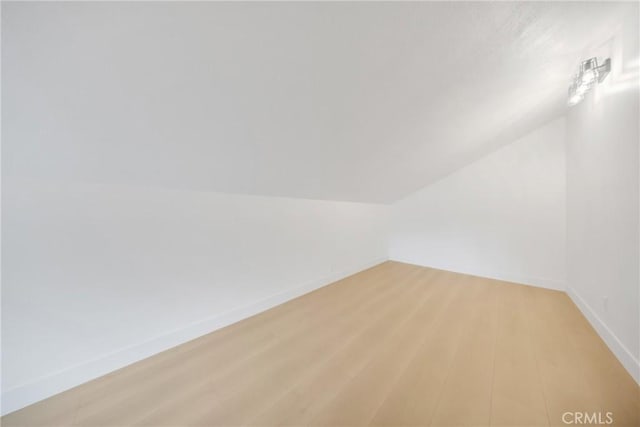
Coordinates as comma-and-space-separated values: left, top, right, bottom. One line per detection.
3, 261, 639, 426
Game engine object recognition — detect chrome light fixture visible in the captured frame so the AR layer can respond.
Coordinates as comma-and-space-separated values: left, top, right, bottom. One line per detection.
568, 57, 611, 106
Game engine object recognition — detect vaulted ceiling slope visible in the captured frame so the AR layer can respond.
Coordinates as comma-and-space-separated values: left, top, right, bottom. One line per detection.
3, 2, 633, 203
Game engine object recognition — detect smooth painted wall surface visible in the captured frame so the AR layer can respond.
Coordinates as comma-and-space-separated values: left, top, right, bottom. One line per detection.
566, 4, 639, 383
1, 177, 389, 413
389, 118, 566, 290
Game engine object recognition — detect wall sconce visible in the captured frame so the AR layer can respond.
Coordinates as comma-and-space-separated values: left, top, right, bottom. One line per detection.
568, 57, 611, 106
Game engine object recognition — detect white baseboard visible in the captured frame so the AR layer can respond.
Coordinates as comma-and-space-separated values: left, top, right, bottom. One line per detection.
1, 257, 387, 416
388, 257, 565, 291
567, 286, 640, 385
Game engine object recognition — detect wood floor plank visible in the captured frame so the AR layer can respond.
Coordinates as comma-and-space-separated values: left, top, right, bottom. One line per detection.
2, 261, 638, 427
524, 287, 603, 426
190, 265, 433, 426
305, 269, 448, 426
131, 264, 429, 426
369, 271, 471, 426
542, 292, 639, 427
490, 282, 549, 426
429, 277, 499, 427
246, 268, 440, 427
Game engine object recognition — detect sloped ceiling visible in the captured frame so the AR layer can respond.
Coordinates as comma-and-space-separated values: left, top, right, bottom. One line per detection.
3, 1, 633, 203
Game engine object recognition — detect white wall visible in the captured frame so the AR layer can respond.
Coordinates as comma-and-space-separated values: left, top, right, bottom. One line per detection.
389, 118, 567, 290
565, 4, 639, 383
1, 177, 389, 414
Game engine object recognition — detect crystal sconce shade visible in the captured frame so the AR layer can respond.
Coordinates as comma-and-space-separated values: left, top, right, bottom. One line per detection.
568, 57, 611, 106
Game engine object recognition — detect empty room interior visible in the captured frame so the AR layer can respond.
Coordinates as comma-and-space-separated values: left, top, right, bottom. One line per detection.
2, 1, 639, 426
